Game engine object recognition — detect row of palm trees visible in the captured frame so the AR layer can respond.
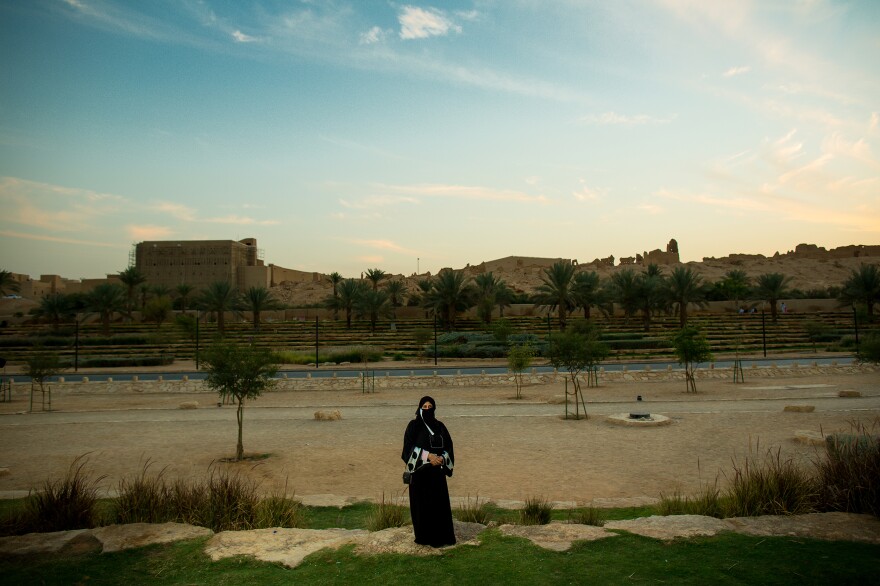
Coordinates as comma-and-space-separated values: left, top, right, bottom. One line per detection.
28, 268, 283, 335
325, 262, 880, 333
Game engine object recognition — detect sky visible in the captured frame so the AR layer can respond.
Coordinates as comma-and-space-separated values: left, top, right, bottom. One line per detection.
1, 0, 878, 281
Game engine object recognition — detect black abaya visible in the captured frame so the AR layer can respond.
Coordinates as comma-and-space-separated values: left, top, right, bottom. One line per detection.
402, 403, 456, 547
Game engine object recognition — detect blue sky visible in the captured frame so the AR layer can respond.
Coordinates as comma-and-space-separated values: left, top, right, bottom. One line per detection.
1, 0, 878, 280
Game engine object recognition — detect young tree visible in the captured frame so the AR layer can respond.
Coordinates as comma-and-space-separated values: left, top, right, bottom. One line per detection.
533, 260, 576, 331
202, 340, 278, 461
242, 286, 282, 331
26, 350, 65, 412
671, 326, 713, 393
754, 273, 792, 323
549, 321, 609, 419
142, 296, 173, 329
507, 344, 534, 400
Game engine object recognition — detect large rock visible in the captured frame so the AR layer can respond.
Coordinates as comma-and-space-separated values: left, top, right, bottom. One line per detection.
605, 515, 731, 539
499, 522, 613, 551
726, 512, 880, 544
205, 527, 368, 568
0, 529, 101, 556
90, 522, 213, 552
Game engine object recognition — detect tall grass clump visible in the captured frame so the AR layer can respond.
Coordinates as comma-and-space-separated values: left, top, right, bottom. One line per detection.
724, 447, 818, 517
519, 496, 553, 525
455, 495, 491, 524
115, 461, 171, 524
566, 505, 605, 527
659, 481, 724, 518
255, 480, 305, 528
202, 469, 260, 532
816, 421, 880, 516
24, 455, 106, 533
365, 493, 408, 531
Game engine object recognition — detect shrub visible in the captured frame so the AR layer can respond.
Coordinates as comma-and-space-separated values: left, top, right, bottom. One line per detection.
115, 461, 171, 524
72, 355, 174, 368
256, 494, 305, 528
202, 469, 260, 532
24, 455, 105, 533
455, 495, 491, 524
365, 493, 408, 531
724, 447, 818, 517
659, 483, 724, 518
566, 505, 605, 527
518, 496, 552, 525
816, 424, 880, 515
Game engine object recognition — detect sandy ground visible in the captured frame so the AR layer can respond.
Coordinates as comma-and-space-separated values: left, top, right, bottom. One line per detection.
1, 369, 878, 506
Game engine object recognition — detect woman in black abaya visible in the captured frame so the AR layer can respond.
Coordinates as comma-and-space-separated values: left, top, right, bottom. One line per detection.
401, 395, 456, 547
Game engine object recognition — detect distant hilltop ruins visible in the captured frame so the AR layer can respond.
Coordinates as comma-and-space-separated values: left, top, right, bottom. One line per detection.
702, 243, 880, 263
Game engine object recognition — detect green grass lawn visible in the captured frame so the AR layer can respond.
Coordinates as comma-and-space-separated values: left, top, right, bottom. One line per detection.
2, 524, 877, 585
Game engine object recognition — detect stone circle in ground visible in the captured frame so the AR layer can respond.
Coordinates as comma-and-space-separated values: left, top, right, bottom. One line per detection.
605, 413, 672, 426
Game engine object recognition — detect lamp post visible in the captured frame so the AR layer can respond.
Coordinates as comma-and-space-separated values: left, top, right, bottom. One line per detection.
433, 313, 438, 366
761, 303, 767, 358
853, 304, 860, 355
74, 313, 81, 372
195, 310, 200, 370
315, 316, 319, 368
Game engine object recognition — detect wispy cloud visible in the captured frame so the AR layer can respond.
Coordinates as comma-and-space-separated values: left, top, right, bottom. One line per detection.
723, 65, 751, 77
203, 215, 279, 226
231, 30, 257, 43
127, 224, 173, 240
572, 180, 605, 202
360, 26, 386, 45
351, 239, 415, 254
579, 112, 676, 126
153, 201, 197, 221
0, 177, 124, 232
0, 229, 120, 248
398, 6, 461, 40
381, 183, 548, 203
340, 195, 418, 209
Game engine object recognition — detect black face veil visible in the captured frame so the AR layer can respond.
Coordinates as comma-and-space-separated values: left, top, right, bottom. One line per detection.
416, 395, 437, 422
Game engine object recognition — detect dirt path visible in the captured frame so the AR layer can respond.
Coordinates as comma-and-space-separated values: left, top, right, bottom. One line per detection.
1, 371, 877, 505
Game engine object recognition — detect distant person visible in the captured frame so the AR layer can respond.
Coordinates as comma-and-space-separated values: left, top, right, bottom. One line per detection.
402, 395, 456, 547
781, 302, 787, 314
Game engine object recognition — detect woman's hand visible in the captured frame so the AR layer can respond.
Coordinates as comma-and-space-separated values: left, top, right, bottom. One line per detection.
427, 454, 444, 466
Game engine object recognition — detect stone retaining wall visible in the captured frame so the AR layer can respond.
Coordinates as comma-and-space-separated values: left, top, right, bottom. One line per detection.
7, 363, 876, 396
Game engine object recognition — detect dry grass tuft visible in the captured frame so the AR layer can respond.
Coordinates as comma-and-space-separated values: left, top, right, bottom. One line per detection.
314, 409, 343, 421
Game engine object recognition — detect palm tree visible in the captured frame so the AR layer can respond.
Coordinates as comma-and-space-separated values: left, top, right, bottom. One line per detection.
609, 269, 640, 322
494, 280, 514, 318
572, 271, 601, 319
364, 268, 387, 291
839, 263, 880, 319
138, 284, 151, 311
151, 284, 172, 299
175, 283, 195, 313
327, 272, 343, 320
355, 288, 391, 332
754, 273, 792, 323
720, 270, 750, 308
0, 270, 20, 296
197, 281, 241, 334
532, 261, 577, 331
87, 283, 126, 335
474, 272, 505, 325
117, 266, 146, 312
336, 278, 367, 328
424, 269, 476, 330
32, 293, 74, 329
242, 286, 282, 331
634, 268, 666, 332
384, 279, 407, 320
414, 278, 434, 317
666, 266, 708, 327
